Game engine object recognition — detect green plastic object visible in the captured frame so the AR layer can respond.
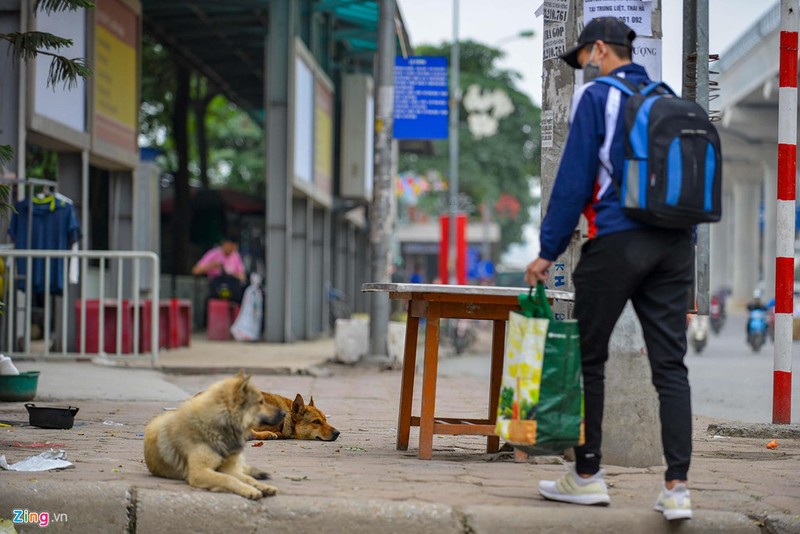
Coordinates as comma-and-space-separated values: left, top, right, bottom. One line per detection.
0, 371, 40, 402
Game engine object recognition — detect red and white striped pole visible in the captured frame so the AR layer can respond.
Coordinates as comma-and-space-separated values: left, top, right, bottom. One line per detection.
774, 0, 798, 424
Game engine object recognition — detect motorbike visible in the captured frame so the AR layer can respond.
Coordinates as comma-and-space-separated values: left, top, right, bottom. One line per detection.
747, 308, 768, 353
687, 314, 709, 354
450, 318, 476, 355
709, 296, 725, 335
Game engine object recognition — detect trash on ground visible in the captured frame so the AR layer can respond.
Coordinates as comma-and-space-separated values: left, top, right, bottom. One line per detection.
11, 441, 65, 449
102, 420, 125, 426
251, 441, 264, 447
766, 439, 778, 449
0, 449, 74, 471
0, 517, 19, 533
0, 354, 20, 375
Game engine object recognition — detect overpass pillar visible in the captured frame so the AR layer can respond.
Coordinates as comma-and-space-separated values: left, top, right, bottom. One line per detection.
710, 189, 732, 293
732, 177, 761, 306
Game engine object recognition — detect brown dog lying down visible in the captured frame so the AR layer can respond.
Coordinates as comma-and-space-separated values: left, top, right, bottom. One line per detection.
249, 393, 340, 441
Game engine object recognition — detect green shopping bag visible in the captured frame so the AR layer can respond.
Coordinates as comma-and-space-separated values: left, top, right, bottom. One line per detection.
495, 282, 584, 455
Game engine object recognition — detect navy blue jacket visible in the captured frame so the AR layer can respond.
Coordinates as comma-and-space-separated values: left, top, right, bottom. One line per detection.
539, 63, 652, 261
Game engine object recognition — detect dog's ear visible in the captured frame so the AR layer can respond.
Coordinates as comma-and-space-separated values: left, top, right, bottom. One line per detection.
308, 395, 315, 407
292, 393, 305, 414
235, 369, 251, 384
235, 370, 252, 397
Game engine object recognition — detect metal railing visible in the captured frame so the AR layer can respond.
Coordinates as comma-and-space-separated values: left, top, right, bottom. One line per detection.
1, 250, 160, 366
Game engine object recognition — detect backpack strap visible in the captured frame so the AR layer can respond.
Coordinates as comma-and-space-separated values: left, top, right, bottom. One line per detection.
594, 76, 639, 96
641, 81, 676, 96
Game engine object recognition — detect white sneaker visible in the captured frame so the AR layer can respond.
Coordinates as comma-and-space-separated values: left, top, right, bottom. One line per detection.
538, 465, 611, 506
654, 483, 692, 520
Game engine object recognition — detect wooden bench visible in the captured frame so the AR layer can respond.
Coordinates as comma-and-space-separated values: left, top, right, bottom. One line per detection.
362, 283, 573, 460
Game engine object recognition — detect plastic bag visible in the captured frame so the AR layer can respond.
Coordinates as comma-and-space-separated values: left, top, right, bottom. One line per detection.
495, 282, 584, 455
230, 274, 264, 341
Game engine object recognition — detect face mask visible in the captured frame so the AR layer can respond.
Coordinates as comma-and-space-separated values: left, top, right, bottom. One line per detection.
582, 46, 601, 83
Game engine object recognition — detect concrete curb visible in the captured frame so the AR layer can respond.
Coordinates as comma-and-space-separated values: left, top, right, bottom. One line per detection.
708, 423, 800, 439
156, 365, 327, 376
0, 480, 132, 533
462, 504, 760, 533
0, 480, 774, 533
757, 512, 800, 534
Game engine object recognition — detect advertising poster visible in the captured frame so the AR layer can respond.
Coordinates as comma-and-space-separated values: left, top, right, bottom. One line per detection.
94, 0, 138, 153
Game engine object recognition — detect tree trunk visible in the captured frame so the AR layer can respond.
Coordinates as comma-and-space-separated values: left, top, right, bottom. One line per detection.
192, 74, 212, 189
173, 63, 192, 274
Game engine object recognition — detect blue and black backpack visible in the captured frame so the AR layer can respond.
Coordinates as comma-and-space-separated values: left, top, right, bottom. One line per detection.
595, 76, 722, 228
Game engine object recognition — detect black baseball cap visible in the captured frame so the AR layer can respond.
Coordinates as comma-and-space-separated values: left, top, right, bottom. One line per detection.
560, 17, 637, 69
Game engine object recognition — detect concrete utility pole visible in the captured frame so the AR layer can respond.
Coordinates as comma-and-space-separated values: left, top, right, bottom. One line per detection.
683, 0, 711, 315
540, 0, 581, 310
368, 0, 396, 359
448, 0, 460, 284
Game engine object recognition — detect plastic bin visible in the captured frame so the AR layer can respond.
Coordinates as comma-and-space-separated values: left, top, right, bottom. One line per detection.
139, 299, 192, 351
207, 299, 240, 341
75, 299, 133, 354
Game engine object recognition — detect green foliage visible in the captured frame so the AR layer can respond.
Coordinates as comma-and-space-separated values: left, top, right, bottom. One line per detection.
398, 40, 541, 254
204, 96, 264, 195
0, 0, 93, 218
34, 0, 94, 14
1, 31, 73, 59
139, 37, 264, 196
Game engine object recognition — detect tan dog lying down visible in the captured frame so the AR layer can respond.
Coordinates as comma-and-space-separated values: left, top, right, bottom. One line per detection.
249, 393, 340, 442
144, 371, 284, 499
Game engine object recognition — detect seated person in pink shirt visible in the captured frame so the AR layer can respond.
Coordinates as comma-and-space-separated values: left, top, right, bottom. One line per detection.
192, 236, 246, 304
192, 236, 246, 281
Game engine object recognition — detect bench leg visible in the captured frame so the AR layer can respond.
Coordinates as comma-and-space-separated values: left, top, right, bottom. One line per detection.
396, 311, 419, 451
487, 319, 506, 454
419, 303, 441, 460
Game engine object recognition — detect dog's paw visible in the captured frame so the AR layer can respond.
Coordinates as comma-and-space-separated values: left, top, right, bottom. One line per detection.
238, 486, 265, 500
254, 482, 278, 497
250, 430, 280, 440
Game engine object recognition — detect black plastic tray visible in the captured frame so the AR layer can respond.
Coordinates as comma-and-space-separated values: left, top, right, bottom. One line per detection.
24, 403, 79, 429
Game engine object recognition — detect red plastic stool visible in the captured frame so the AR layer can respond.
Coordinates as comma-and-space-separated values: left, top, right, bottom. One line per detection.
207, 299, 240, 341
75, 299, 133, 354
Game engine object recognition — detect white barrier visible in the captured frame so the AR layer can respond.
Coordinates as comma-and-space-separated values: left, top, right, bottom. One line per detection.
1, 250, 160, 366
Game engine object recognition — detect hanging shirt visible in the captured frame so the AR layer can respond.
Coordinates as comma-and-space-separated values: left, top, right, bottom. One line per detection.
9, 196, 81, 294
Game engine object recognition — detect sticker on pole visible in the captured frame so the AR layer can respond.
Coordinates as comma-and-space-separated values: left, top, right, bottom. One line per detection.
393, 56, 449, 140
584, 0, 653, 37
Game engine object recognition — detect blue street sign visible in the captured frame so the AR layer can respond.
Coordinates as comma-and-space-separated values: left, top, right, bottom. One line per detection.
393, 56, 449, 140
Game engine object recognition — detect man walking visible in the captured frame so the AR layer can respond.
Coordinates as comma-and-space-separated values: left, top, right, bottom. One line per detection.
525, 18, 694, 521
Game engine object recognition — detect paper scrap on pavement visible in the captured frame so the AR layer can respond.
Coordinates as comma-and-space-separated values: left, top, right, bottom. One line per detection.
0, 449, 74, 471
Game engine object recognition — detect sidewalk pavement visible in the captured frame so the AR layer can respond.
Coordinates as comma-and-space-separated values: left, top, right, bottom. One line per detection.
0, 338, 799, 533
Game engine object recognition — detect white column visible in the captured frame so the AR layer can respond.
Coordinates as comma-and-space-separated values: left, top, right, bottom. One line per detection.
732, 179, 761, 306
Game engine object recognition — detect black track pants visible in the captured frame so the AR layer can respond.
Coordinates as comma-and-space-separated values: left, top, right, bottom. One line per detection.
572, 228, 694, 481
